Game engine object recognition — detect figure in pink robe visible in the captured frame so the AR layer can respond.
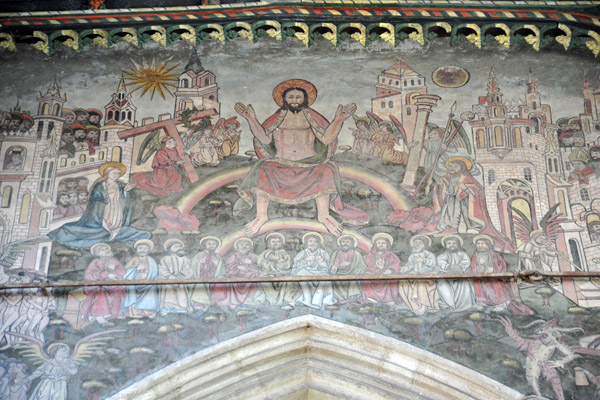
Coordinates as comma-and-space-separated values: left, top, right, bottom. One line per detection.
131, 136, 184, 195
80, 243, 125, 324
224, 238, 259, 307
362, 233, 401, 304
471, 235, 534, 315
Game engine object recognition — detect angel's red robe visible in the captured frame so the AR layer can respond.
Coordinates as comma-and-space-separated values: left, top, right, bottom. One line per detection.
131, 147, 183, 196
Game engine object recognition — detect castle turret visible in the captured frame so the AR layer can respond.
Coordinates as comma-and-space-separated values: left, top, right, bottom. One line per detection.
104, 77, 137, 127
173, 47, 220, 118
370, 58, 428, 142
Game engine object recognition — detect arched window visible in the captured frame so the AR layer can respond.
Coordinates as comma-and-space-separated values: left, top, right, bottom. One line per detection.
99, 151, 105, 160
406, 108, 411, 116
417, 80, 421, 85
40, 211, 49, 229
388, 79, 392, 84
79, 154, 86, 164
403, 81, 407, 87
388, 101, 393, 108
554, 159, 559, 172
104, 131, 108, 141
205, 77, 211, 86
121, 111, 126, 121
115, 112, 120, 122
1, 186, 12, 208
38, 246, 48, 272
568, 239, 583, 269
37, 121, 44, 138
41, 103, 49, 115
581, 188, 591, 201
41, 161, 48, 179
53, 104, 60, 116
494, 126, 504, 146
48, 161, 54, 176
182, 79, 189, 88
476, 129, 485, 148
526, 127, 530, 134
47, 122, 54, 139
19, 193, 31, 224
108, 110, 113, 121
112, 146, 122, 163
381, 102, 385, 108
523, 167, 532, 182
533, 102, 537, 110
548, 159, 553, 172
513, 128, 522, 147
558, 190, 567, 215
411, 80, 414, 86
493, 108, 499, 117
128, 111, 132, 120
395, 81, 399, 86
60, 157, 67, 167
487, 169, 495, 185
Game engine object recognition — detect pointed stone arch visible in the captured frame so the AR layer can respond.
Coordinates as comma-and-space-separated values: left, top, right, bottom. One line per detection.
109, 315, 521, 400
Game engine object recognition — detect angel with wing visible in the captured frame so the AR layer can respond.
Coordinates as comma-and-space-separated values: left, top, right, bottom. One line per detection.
515, 204, 569, 272
7, 329, 124, 400
350, 115, 376, 157
214, 117, 241, 159
370, 113, 413, 165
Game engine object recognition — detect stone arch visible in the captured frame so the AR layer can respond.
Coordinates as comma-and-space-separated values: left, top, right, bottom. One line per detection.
497, 178, 536, 246
109, 315, 521, 400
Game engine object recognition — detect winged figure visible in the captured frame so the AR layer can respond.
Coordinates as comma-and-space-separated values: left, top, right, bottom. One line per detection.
514, 204, 570, 272
7, 329, 124, 400
350, 113, 378, 157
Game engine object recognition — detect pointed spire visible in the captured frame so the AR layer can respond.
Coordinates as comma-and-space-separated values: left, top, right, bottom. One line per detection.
528, 67, 536, 85
46, 76, 61, 96
584, 72, 592, 89
487, 68, 499, 94
184, 47, 204, 74
117, 74, 127, 92
527, 68, 538, 94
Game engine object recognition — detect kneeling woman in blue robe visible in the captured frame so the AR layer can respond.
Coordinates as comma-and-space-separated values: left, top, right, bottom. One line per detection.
49, 162, 152, 249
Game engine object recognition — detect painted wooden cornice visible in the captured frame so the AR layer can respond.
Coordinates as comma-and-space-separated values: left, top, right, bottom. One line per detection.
0, 0, 599, 56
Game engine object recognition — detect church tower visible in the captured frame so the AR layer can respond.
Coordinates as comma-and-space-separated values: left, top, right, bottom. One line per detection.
104, 76, 137, 127
173, 47, 220, 118
37, 77, 66, 118
371, 58, 427, 142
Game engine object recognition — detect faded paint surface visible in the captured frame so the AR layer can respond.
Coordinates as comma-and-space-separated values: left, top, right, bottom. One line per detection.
1, 39, 600, 399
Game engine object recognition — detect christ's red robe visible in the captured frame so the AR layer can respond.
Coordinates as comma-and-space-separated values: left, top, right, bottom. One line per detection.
236, 108, 369, 225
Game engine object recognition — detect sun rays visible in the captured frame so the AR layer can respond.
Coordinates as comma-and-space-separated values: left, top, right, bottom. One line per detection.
121, 58, 179, 100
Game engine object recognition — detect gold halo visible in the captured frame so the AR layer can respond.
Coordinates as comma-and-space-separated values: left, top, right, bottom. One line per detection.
163, 238, 184, 252
134, 239, 154, 252
272, 79, 317, 107
441, 234, 463, 247
90, 243, 111, 256
410, 235, 432, 248
445, 156, 473, 171
265, 232, 286, 244
302, 232, 324, 245
233, 237, 254, 249
99, 162, 127, 177
372, 232, 394, 246
473, 234, 494, 245
47, 343, 69, 356
337, 234, 357, 247
355, 117, 369, 124
199, 236, 221, 249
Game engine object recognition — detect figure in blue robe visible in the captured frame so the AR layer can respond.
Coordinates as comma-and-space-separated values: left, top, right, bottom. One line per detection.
48, 164, 151, 249
122, 255, 159, 318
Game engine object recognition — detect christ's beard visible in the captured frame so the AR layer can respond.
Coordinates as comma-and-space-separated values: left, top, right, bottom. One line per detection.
446, 248, 458, 253
287, 104, 305, 113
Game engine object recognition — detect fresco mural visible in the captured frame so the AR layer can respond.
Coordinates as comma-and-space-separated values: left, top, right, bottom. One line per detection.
1, 37, 600, 399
